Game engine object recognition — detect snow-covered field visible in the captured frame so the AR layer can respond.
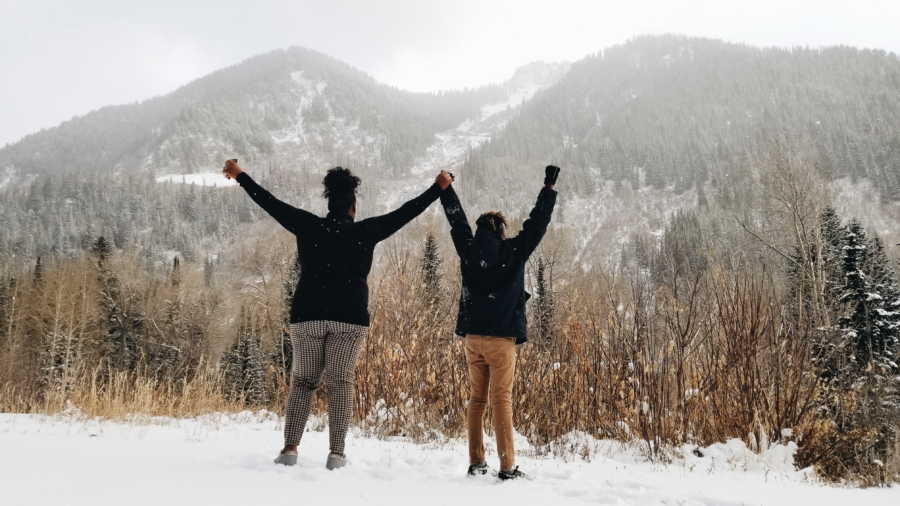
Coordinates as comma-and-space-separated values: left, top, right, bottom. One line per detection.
1, 412, 896, 506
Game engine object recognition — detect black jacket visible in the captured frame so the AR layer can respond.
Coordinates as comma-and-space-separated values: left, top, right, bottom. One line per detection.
237, 172, 441, 326
440, 185, 557, 344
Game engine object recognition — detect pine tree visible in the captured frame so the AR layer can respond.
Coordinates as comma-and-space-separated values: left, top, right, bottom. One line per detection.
274, 258, 299, 382
170, 256, 181, 288
223, 308, 269, 406
865, 236, 900, 321
33, 256, 43, 286
804, 208, 851, 396
203, 256, 215, 288
0, 277, 16, 346
277, 325, 293, 385
152, 270, 184, 378
0, 278, 9, 342
648, 210, 708, 299
222, 338, 242, 401
862, 233, 900, 378
820, 207, 848, 310
839, 221, 875, 370
91, 236, 111, 265
421, 233, 442, 308
695, 179, 708, 208
38, 329, 64, 395
866, 236, 900, 370
831, 221, 900, 477
787, 207, 846, 329
39, 327, 78, 398
101, 289, 143, 372
92, 236, 142, 372
243, 331, 268, 406
536, 256, 556, 342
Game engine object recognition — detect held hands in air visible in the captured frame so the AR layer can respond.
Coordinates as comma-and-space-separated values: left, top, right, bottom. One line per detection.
435, 170, 453, 190
223, 159, 242, 180
545, 165, 560, 188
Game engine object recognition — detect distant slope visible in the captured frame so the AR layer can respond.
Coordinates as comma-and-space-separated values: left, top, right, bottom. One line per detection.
2, 36, 899, 269
462, 35, 900, 202
0, 49, 568, 264
0, 47, 510, 178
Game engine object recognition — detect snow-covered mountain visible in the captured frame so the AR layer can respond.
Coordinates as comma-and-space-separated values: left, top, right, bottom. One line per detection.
0, 47, 563, 181
411, 62, 570, 175
1, 36, 899, 267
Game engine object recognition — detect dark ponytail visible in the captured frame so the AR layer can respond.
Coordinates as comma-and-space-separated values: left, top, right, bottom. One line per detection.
323, 167, 361, 215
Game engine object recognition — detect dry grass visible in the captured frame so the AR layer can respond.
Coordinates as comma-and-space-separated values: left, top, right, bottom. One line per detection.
0, 247, 895, 484
0, 258, 820, 444
1, 365, 243, 419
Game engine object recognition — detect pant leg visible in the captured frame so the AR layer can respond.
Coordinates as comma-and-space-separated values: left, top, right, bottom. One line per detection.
323, 321, 368, 456
284, 321, 326, 447
464, 335, 491, 465
483, 337, 517, 471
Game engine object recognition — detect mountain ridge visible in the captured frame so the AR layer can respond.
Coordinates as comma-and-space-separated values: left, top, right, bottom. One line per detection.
1, 35, 898, 268
461, 34, 900, 202
0, 46, 565, 179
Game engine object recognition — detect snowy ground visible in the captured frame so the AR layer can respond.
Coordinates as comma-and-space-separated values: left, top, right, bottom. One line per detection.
1, 412, 897, 506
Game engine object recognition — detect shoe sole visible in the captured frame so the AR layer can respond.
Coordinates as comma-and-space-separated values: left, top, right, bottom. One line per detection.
496, 471, 530, 481
274, 454, 298, 466
326, 455, 347, 470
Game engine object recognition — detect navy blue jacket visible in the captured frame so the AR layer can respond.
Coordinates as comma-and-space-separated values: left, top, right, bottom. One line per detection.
440, 185, 557, 344
237, 172, 441, 326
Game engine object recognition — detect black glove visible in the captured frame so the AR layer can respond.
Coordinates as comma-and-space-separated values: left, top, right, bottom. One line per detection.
544, 165, 561, 186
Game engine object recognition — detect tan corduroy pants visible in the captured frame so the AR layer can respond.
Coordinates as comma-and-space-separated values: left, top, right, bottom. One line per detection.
464, 334, 517, 471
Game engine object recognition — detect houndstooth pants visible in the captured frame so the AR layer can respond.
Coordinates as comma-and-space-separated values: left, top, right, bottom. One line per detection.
284, 320, 368, 455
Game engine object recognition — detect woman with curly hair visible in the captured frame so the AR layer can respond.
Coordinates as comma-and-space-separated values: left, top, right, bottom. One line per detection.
223, 159, 453, 469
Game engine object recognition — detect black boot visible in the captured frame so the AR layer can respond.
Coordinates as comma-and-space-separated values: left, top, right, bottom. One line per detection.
467, 462, 489, 476
498, 466, 526, 480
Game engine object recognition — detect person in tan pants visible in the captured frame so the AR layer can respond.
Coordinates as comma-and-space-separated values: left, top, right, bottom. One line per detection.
465, 334, 517, 472
440, 166, 560, 479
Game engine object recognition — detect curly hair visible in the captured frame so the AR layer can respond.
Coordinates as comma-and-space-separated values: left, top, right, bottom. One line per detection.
476, 211, 507, 239
322, 167, 361, 215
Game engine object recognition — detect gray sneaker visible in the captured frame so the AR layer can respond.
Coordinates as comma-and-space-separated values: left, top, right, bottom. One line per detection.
326, 452, 347, 470
274, 450, 298, 466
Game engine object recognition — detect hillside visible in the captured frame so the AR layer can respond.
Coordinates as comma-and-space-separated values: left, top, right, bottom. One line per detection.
463, 35, 900, 202
1, 36, 899, 268
0, 50, 567, 265
0, 47, 510, 178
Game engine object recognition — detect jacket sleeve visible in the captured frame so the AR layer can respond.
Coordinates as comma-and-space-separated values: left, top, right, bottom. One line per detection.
362, 183, 442, 242
236, 172, 317, 234
512, 186, 558, 259
439, 185, 473, 259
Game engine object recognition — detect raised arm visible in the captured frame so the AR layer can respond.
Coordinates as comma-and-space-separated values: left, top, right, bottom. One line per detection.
439, 184, 474, 258
512, 165, 560, 259
362, 171, 453, 243
224, 159, 316, 235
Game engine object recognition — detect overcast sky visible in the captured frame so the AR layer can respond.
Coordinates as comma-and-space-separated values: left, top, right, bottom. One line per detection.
2, 0, 899, 146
